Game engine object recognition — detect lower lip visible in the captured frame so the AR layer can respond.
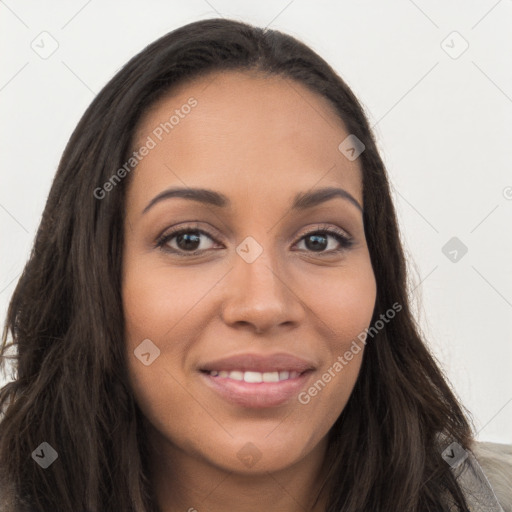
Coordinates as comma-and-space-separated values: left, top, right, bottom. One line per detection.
200, 371, 313, 409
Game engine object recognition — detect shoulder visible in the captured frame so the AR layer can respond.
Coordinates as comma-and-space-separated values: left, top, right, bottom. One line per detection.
471, 441, 512, 512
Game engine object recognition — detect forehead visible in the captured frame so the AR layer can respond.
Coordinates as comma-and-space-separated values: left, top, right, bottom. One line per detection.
130, 70, 363, 208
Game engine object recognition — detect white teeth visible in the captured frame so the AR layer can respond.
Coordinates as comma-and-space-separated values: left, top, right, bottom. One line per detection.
208, 370, 300, 382
262, 371, 279, 382
244, 371, 262, 383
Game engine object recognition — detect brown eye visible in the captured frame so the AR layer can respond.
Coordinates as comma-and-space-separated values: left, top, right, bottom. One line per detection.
303, 233, 330, 252
174, 231, 202, 251
295, 228, 353, 254
156, 228, 219, 255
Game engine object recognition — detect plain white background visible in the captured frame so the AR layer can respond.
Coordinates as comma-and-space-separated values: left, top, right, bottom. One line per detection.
1, 0, 511, 443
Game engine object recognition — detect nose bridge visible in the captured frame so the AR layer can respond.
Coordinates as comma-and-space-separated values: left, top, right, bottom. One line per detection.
236, 237, 288, 304
220, 235, 302, 332
240, 241, 282, 294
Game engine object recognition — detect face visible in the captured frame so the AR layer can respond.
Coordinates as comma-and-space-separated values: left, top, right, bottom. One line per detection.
122, 70, 377, 478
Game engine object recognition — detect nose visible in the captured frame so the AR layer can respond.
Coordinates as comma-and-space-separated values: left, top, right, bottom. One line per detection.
220, 247, 304, 334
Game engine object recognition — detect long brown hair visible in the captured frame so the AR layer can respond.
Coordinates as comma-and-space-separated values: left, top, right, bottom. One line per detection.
0, 18, 474, 511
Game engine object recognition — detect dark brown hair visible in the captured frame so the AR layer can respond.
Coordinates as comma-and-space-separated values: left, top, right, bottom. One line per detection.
0, 18, 474, 511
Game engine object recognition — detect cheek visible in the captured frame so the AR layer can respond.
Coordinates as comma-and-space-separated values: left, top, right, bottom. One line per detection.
300, 256, 377, 351
122, 258, 224, 348
123, 264, 185, 340
122, 258, 183, 412
122, 265, 191, 437
122, 258, 230, 428
291, 255, 376, 417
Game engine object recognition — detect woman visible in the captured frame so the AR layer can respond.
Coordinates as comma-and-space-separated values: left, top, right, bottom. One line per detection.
0, 18, 510, 512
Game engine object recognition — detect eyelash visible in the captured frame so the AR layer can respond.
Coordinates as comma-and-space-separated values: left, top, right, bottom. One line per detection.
155, 223, 354, 257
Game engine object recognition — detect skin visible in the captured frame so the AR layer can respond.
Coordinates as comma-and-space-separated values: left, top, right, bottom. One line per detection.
122, 70, 377, 512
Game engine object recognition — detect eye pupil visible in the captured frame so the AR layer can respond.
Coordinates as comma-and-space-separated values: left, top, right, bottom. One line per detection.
305, 234, 327, 252
177, 232, 201, 250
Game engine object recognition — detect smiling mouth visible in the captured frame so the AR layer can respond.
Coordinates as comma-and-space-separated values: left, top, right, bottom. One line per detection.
203, 370, 302, 383
198, 352, 316, 408
199, 368, 313, 408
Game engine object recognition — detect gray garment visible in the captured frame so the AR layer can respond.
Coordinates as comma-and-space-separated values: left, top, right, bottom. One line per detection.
470, 441, 512, 512
446, 441, 512, 512
454, 449, 504, 511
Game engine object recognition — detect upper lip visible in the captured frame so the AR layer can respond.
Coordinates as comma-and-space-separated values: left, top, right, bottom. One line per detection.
199, 353, 316, 373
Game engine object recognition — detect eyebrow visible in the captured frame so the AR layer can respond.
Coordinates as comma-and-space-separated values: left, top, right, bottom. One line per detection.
142, 186, 362, 215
